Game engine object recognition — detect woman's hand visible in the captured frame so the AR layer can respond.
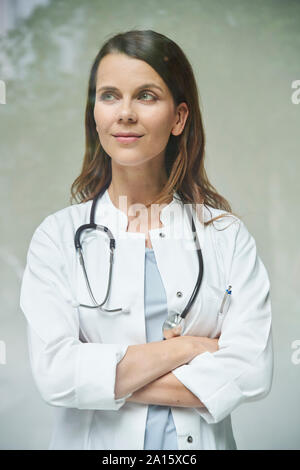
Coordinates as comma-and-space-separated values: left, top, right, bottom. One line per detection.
168, 334, 220, 359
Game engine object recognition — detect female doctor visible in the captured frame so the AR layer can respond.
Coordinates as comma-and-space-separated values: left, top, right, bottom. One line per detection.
19, 29, 273, 450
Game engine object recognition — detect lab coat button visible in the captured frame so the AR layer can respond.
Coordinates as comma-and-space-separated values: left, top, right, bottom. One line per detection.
187, 435, 193, 443
159, 232, 165, 237
176, 291, 183, 297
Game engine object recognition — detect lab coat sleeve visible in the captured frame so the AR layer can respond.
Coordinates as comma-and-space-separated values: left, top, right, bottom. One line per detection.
19, 215, 131, 411
172, 218, 274, 424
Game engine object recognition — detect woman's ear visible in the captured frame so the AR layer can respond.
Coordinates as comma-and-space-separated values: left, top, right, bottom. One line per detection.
171, 102, 189, 136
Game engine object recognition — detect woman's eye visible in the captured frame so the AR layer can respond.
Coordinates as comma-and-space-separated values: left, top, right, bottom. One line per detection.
100, 92, 114, 101
99, 91, 156, 101
139, 91, 156, 100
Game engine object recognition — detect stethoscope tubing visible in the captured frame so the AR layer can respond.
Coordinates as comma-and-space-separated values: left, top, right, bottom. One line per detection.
74, 185, 204, 322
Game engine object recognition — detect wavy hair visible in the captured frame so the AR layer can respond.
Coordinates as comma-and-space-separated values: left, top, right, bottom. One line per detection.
70, 29, 240, 228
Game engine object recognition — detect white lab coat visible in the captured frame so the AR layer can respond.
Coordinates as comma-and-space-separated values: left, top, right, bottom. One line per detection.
19, 188, 273, 450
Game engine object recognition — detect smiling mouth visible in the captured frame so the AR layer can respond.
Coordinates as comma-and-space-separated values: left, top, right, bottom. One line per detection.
113, 135, 143, 143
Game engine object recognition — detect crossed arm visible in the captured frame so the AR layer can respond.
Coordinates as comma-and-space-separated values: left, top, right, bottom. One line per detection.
126, 370, 205, 408
119, 336, 219, 408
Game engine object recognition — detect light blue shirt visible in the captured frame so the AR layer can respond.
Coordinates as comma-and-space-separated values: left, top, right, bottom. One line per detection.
143, 247, 178, 450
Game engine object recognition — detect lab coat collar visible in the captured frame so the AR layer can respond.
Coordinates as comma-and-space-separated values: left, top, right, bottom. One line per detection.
93, 187, 205, 245
95, 189, 189, 235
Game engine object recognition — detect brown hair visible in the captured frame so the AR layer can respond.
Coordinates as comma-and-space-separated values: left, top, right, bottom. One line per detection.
70, 29, 240, 228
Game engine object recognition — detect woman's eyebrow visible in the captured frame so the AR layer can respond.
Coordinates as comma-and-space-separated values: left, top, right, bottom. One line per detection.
96, 83, 163, 93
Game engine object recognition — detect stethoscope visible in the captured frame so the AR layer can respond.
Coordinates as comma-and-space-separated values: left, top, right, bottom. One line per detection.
74, 184, 204, 340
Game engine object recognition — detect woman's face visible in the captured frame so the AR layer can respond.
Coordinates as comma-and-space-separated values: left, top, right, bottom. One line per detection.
93, 53, 188, 168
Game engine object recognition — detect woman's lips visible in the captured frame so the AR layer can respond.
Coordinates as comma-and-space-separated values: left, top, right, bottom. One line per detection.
114, 136, 142, 143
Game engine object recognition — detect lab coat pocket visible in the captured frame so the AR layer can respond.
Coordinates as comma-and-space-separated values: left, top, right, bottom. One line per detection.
209, 285, 232, 338
183, 283, 228, 337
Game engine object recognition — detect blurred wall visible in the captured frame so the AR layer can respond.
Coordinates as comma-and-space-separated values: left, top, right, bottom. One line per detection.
0, 0, 50, 36
0, 0, 299, 450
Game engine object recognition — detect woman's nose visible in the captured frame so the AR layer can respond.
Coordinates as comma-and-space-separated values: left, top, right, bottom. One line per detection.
118, 110, 137, 122
117, 99, 137, 121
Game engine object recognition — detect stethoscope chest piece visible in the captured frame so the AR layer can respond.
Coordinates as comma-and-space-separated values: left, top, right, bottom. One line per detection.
162, 312, 185, 340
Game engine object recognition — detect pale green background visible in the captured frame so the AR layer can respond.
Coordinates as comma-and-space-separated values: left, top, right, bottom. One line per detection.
0, 0, 299, 450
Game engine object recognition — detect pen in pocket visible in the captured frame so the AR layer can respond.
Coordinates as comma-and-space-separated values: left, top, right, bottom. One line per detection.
220, 285, 232, 314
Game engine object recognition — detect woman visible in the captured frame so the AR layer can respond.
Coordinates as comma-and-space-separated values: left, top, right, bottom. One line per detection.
19, 30, 273, 450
